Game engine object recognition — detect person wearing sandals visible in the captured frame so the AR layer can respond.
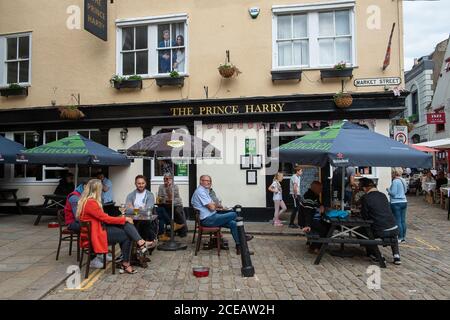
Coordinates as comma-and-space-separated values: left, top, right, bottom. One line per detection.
268, 172, 286, 227
77, 179, 152, 274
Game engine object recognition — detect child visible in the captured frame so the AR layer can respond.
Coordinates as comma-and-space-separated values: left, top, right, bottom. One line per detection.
268, 172, 286, 227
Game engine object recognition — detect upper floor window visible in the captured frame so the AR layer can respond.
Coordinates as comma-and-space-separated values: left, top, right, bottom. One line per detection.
117, 15, 187, 77
273, 4, 355, 69
411, 90, 419, 123
0, 33, 31, 86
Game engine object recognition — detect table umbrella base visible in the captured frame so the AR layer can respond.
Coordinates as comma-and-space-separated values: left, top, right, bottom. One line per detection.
157, 240, 188, 251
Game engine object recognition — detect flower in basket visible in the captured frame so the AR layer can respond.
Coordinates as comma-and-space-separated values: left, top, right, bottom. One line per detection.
333, 91, 353, 108
58, 105, 85, 120
218, 62, 241, 78
333, 61, 348, 70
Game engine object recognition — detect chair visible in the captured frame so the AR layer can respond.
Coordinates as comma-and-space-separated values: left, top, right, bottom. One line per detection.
79, 221, 116, 279
56, 209, 80, 261
193, 209, 222, 256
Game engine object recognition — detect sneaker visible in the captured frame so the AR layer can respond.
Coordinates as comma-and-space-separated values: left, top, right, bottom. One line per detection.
393, 257, 402, 265
289, 224, 300, 229
89, 257, 104, 269
401, 239, 406, 243
106, 253, 113, 262
368, 254, 386, 264
158, 234, 171, 242
398, 239, 402, 244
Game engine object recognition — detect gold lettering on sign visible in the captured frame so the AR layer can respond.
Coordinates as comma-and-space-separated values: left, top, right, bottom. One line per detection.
171, 103, 286, 116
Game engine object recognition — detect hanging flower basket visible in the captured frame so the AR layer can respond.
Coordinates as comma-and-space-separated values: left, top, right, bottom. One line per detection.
333, 92, 353, 109
218, 63, 241, 78
58, 106, 85, 120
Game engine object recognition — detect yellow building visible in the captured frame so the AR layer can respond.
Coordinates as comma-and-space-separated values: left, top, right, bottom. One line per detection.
0, 0, 406, 220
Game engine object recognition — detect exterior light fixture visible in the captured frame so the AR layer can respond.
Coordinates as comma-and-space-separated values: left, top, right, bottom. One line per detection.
120, 128, 128, 142
32, 131, 40, 145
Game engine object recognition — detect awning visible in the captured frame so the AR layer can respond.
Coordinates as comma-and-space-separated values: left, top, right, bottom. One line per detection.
410, 144, 439, 153
416, 138, 450, 149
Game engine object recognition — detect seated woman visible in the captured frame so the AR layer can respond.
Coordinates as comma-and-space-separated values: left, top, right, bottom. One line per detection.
77, 179, 151, 274
54, 172, 75, 196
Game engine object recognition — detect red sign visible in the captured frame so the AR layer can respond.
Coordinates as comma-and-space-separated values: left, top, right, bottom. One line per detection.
427, 112, 446, 124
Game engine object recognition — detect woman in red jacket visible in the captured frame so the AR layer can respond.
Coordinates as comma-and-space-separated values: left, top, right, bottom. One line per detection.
77, 179, 149, 274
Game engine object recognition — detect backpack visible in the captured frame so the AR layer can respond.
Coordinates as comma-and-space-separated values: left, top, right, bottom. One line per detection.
325, 210, 349, 220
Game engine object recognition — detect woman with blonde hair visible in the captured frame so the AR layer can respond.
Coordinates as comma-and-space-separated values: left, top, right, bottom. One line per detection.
77, 179, 149, 274
386, 168, 408, 243
268, 172, 287, 227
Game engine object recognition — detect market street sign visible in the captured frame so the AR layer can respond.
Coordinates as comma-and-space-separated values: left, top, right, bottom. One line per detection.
84, 0, 107, 41
427, 112, 446, 124
354, 77, 401, 87
393, 126, 408, 144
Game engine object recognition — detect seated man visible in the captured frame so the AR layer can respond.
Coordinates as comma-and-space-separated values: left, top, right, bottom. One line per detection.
96, 170, 114, 204
359, 178, 401, 265
125, 175, 170, 242
300, 181, 330, 254
191, 175, 253, 255
64, 180, 87, 233
55, 172, 75, 196
158, 173, 187, 237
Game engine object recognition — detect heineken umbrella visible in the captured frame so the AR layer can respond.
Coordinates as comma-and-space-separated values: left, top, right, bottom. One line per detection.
274, 121, 432, 209
17, 134, 130, 185
0, 135, 25, 163
128, 131, 221, 252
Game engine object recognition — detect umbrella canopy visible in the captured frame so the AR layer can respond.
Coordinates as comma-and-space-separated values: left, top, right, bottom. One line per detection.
17, 134, 130, 166
127, 131, 221, 160
410, 144, 438, 153
0, 135, 25, 163
275, 121, 432, 168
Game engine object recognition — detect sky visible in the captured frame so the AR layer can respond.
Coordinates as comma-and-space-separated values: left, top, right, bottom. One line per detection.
403, 0, 450, 72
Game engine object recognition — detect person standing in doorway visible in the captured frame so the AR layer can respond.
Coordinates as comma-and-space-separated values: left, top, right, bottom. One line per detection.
289, 166, 303, 228
268, 172, 286, 227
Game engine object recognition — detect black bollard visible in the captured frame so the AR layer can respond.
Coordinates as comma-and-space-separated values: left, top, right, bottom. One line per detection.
234, 205, 242, 217
236, 217, 255, 277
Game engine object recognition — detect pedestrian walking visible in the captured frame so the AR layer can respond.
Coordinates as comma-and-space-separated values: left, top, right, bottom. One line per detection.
269, 172, 286, 227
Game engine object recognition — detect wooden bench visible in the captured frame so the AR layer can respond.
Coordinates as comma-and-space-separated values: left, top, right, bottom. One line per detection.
0, 188, 29, 215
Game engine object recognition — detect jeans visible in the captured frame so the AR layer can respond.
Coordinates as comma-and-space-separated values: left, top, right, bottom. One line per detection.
156, 207, 171, 235
344, 190, 353, 204
106, 224, 136, 262
68, 220, 80, 233
390, 202, 407, 240
201, 212, 240, 245
290, 195, 302, 225
361, 227, 400, 257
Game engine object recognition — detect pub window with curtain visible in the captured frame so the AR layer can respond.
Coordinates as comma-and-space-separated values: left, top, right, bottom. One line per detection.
0, 33, 31, 86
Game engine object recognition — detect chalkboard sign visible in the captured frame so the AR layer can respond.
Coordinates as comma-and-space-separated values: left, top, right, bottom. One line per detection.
299, 166, 320, 197
85, 0, 108, 41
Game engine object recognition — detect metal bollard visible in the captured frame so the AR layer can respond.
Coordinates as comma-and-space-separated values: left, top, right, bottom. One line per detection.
236, 217, 255, 277
234, 205, 242, 217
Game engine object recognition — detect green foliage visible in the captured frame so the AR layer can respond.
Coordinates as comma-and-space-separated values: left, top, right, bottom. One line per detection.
8, 83, 22, 89
110, 75, 142, 85
333, 61, 347, 70
170, 70, 180, 78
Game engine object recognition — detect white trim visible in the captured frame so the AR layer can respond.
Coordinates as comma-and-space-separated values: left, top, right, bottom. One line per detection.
116, 13, 188, 27
272, 1, 355, 13
0, 32, 32, 87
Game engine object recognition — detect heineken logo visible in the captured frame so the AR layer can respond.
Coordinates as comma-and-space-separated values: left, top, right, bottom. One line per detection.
167, 140, 185, 148
16, 154, 28, 163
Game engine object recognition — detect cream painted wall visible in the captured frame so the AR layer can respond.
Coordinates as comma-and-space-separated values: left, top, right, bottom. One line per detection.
0, 184, 56, 205
374, 119, 391, 196
196, 124, 267, 207
0, 0, 404, 109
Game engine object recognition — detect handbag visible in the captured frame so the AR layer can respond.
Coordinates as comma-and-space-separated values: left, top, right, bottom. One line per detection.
325, 210, 349, 220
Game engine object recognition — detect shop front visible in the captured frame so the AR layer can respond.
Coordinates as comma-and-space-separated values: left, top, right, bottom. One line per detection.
0, 91, 406, 221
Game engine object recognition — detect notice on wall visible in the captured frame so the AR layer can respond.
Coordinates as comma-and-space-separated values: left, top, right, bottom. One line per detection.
354, 77, 401, 87
393, 126, 408, 144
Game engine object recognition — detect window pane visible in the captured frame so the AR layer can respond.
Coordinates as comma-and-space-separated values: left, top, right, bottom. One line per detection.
172, 23, 185, 45
14, 133, 24, 145
277, 15, 292, 39
78, 131, 90, 139
158, 49, 171, 74
319, 12, 334, 36
25, 132, 35, 148
26, 165, 39, 178
59, 131, 69, 139
19, 61, 29, 83
122, 52, 135, 75
136, 51, 148, 74
7, 62, 18, 84
14, 165, 25, 178
0, 165, 4, 179
336, 37, 351, 63
44, 169, 68, 180
319, 39, 334, 65
19, 36, 30, 59
173, 48, 185, 72
293, 14, 307, 38
335, 10, 350, 36
45, 132, 57, 143
158, 24, 171, 47
89, 131, 102, 144
278, 42, 292, 66
7, 38, 17, 60
155, 159, 174, 177
293, 40, 309, 66
136, 26, 148, 49
122, 27, 134, 50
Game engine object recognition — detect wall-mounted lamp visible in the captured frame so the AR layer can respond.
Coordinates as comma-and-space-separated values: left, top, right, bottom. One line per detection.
32, 131, 40, 146
120, 128, 128, 142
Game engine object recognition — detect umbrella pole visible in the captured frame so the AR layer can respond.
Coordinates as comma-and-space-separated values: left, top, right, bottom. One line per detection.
75, 164, 78, 186
341, 166, 345, 210
170, 162, 175, 241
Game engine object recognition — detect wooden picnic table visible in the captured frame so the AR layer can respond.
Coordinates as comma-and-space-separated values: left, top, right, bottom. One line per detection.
307, 216, 396, 268
33, 194, 67, 226
0, 188, 29, 215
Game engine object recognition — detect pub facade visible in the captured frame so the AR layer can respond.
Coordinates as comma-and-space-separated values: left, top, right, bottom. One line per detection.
0, 0, 407, 220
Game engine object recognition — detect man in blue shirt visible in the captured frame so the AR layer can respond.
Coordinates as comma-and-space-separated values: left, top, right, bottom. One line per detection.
191, 175, 253, 255
96, 171, 114, 204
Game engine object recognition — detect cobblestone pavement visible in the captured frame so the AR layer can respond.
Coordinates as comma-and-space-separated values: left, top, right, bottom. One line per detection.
1, 195, 449, 300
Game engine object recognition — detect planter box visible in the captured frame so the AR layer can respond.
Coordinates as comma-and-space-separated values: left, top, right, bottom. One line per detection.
0, 87, 28, 97
271, 70, 302, 82
320, 68, 353, 80
156, 77, 185, 87
113, 79, 142, 90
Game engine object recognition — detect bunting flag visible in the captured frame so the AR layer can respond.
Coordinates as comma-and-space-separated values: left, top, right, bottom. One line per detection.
257, 123, 264, 130
228, 123, 234, 129
248, 123, 254, 129
238, 123, 244, 129
382, 23, 396, 71
296, 122, 302, 130
286, 122, 292, 129
207, 124, 214, 129
217, 124, 223, 130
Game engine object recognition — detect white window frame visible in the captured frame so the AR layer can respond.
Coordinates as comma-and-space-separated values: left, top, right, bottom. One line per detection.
116, 14, 189, 78
3, 131, 38, 183
272, 1, 356, 71
0, 32, 32, 88
42, 129, 101, 182
119, 26, 149, 76
150, 125, 189, 184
